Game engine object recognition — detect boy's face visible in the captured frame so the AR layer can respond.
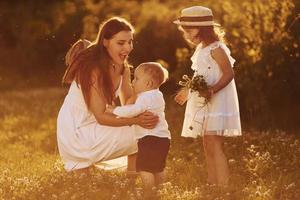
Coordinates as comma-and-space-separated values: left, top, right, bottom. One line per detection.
132, 67, 152, 94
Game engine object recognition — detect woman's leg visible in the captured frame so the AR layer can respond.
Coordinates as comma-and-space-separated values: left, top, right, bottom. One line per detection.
127, 153, 137, 172
127, 153, 138, 178
204, 134, 229, 185
126, 96, 138, 174
72, 167, 90, 177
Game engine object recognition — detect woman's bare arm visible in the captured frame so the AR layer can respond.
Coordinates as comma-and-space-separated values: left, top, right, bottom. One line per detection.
119, 66, 133, 105
89, 74, 158, 128
89, 81, 137, 127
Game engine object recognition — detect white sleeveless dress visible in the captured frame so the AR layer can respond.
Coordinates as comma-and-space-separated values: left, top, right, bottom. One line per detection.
57, 77, 137, 171
181, 41, 242, 138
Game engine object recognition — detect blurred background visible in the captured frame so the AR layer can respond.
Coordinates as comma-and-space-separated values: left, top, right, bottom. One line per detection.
0, 0, 299, 131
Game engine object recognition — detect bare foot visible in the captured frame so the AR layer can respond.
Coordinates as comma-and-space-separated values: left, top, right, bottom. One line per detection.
72, 167, 90, 177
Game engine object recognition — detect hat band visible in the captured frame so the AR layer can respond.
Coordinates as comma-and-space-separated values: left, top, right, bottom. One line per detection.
179, 16, 213, 22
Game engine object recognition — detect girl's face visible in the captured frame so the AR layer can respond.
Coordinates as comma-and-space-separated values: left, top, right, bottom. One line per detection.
180, 27, 200, 45
104, 30, 133, 65
132, 67, 152, 94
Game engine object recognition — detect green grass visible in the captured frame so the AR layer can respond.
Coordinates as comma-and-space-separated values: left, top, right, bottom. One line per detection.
0, 88, 299, 200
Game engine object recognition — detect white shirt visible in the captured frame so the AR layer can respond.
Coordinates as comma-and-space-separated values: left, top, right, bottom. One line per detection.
113, 89, 171, 139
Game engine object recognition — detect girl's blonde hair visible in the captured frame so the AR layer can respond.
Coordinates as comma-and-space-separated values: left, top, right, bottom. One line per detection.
180, 25, 225, 45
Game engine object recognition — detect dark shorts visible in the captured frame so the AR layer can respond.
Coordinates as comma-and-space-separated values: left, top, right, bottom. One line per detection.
136, 136, 170, 173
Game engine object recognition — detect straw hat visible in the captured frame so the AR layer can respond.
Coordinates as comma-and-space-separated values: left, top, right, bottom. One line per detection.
173, 6, 220, 26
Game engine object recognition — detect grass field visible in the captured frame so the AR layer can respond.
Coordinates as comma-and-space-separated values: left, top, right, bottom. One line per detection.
0, 88, 299, 200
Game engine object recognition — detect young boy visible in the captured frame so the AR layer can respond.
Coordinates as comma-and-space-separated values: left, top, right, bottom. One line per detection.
107, 62, 171, 196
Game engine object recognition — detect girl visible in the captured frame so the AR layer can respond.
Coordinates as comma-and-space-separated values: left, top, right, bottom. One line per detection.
174, 6, 242, 185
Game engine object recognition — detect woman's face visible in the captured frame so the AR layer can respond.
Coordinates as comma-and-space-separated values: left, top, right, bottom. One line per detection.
180, 27, 200, 45
104, 30, 133, 65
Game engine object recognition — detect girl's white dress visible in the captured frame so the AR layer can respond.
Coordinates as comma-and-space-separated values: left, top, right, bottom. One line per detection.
57, 78, 137, 171
182, 41, 242, 138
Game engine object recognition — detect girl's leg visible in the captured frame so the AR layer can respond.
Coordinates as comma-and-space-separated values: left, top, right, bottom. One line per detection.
204, 134, 229, 185
203, 135, 217, 184
154, 171, 165, 187
213, 136, 229, 185
140, 171, 156, 198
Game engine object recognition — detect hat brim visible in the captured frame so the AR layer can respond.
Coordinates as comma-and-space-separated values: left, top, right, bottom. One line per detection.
173, 20, 220, 26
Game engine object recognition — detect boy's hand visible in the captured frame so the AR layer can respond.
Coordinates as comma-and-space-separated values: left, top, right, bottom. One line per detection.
126, 94, 137, 105
105, 105, 116, 113
174, 88, 189, 105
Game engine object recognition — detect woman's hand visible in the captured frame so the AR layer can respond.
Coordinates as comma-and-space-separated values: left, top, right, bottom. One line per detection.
135, 111, 159, 129
174, 88, 189, 105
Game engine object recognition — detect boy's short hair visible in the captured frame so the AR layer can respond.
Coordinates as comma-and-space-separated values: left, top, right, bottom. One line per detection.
138, 62, 169, 87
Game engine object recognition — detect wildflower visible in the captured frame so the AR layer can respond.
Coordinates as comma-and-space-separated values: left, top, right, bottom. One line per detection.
228, 159, 236, 164
178, 74, 211, 104
255, 191, 262, 196
286, 182, 296, 190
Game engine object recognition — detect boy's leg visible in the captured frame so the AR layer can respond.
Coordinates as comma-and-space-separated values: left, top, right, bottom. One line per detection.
140, 171, 156, 198
154, 171, 165, 186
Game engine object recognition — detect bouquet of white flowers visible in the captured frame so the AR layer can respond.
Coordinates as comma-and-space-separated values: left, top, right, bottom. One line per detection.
179, 74, 211, 105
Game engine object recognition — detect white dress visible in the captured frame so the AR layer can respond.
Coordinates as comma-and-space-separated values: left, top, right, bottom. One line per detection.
57, 78, 137, 171
181, 41, 242, 138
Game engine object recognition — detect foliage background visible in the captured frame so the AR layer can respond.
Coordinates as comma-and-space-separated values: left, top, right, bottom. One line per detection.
0, 0, 299, 130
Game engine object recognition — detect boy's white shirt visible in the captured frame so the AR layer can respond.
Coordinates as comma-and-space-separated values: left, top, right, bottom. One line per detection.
113, 89, 171, 139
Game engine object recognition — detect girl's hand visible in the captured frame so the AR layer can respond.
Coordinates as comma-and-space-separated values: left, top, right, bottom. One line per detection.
174, 88, 189, 105
135, 111, 159, 129
200, 88, 214, 100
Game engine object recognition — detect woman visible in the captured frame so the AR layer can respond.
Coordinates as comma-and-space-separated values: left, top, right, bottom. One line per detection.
57, 17, 158, 172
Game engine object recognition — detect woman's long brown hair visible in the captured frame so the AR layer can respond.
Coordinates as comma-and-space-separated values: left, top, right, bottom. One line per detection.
62, 17, 134, 109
